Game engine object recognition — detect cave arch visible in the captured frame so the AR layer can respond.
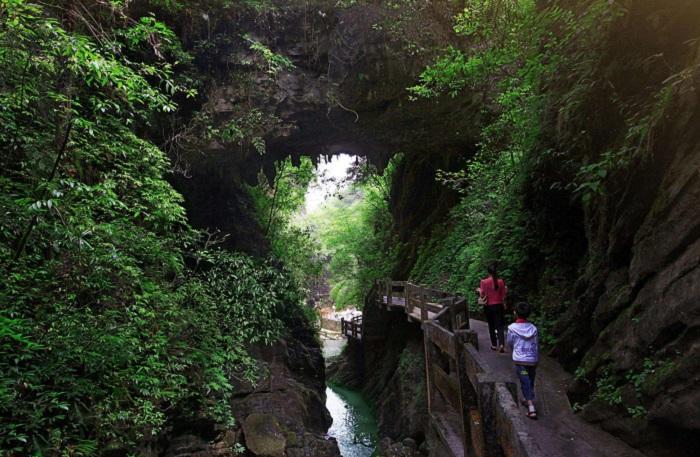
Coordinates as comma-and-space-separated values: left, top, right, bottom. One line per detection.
169, 1, 476, 258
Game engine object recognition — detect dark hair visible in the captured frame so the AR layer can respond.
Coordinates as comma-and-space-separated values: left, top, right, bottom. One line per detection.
487, 264, 499, 290
515, 302, 531, 319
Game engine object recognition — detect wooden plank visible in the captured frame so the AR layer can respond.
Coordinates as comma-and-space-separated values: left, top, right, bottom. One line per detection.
411, 308, 439, 323
450, 299, 469, 331
386, 280, 392, 307
424, 287, 451, 298
433, 364, 460, 410
425, 322, 457, 359
463, 344, 486, 388
389, 296, 406, 307
424, 328, 434, 414
426, 301, 444, 313
374, 280, 383, 305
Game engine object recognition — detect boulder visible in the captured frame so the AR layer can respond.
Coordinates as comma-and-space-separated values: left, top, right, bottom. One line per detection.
242, 414, 286, 457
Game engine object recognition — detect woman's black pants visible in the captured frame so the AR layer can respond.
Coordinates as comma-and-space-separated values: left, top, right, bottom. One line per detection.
484, 304, 505, 347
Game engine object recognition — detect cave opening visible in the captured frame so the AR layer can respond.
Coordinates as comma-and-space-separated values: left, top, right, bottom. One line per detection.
247, 150, 396, 314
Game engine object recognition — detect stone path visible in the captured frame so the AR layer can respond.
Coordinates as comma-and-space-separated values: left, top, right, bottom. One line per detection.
470, 319, 644, 457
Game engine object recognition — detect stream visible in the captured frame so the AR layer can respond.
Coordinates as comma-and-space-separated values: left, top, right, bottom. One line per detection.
322, 336, 379, 457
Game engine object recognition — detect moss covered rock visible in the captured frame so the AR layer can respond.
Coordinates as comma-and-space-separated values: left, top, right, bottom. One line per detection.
242, 413, 287, 457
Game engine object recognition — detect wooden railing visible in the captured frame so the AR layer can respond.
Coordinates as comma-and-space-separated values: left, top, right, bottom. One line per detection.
341, 315, 363, 340
375, 280, 469, 330
339, 279, 528, 456
368, 279, 522, 457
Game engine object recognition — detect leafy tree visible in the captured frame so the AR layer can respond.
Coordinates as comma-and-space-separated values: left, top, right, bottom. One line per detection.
0, 1, 308, 454
247, 157, 324, 291
310, 157, 400, 309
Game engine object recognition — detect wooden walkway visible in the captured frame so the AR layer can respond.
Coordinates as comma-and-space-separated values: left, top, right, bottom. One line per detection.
340, 314, 362, 339
342, 280, 643, 457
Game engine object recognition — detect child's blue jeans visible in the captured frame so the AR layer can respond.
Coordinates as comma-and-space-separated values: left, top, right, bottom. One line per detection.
515, 364, 537, 401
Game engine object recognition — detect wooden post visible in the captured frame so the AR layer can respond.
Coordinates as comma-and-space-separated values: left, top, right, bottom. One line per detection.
448, 297, 457, 331
423, 323, 434, 414
405, 283, 413, 318
454, 332, 469, 457
341, 317, 346, 337
455, 332, 482, 457
386, 279, 392, 309
420, 286, 428, 321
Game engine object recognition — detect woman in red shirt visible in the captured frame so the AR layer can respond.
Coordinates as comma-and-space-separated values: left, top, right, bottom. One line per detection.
478, 265, 508, 352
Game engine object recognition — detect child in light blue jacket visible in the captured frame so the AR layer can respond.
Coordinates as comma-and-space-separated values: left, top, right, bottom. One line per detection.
506, 302, 539, 419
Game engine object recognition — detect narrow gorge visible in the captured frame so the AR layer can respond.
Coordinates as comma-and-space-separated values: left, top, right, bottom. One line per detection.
1, 1, 699, 457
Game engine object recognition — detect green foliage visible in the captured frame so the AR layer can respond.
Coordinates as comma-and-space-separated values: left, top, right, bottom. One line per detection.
248, 157, 324, 292
368, 0, 458, 58
334, 0, 358, 8
148, 0, 274, 14
410, 152, 534, 306
407, 0, 632, 341
244, 34, 294, 75
583, 358, 676, 419
219, 108, 278, 155
311, 157, 401, 309
0, 1, 308, 454
592, 367, 624, 407
249, 154, 401, 312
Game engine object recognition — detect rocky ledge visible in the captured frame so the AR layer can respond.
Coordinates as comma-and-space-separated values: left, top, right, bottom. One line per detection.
164, 334, 340, 457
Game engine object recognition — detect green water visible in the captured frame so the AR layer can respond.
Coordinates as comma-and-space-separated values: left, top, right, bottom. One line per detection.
326, 383, 379, 457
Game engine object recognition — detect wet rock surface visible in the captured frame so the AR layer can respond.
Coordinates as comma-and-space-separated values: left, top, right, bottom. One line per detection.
378, 437, 424, 457
327, 337, 363, 389
241, 414, 286, 457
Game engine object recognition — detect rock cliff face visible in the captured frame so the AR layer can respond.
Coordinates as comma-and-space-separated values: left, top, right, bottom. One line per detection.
166, 0, 468, 256
532, 3, 700, 455
361, 303, 429, 443
553, 83, 700, 455
328, 295, 431, 452
164, 333, 340, 457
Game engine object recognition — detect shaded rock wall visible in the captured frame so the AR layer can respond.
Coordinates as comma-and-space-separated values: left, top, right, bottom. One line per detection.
163, 333, 340, 457
553, 80, 700, 456
524, 2, 700, 455
327, 337, 364, 389
160, 0, 473, 255
390, 149, 463, 279
359, 297, 430, 446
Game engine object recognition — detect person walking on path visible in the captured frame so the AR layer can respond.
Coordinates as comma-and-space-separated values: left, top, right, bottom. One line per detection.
477, 264, 508, 352
507, 301, 539, 419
